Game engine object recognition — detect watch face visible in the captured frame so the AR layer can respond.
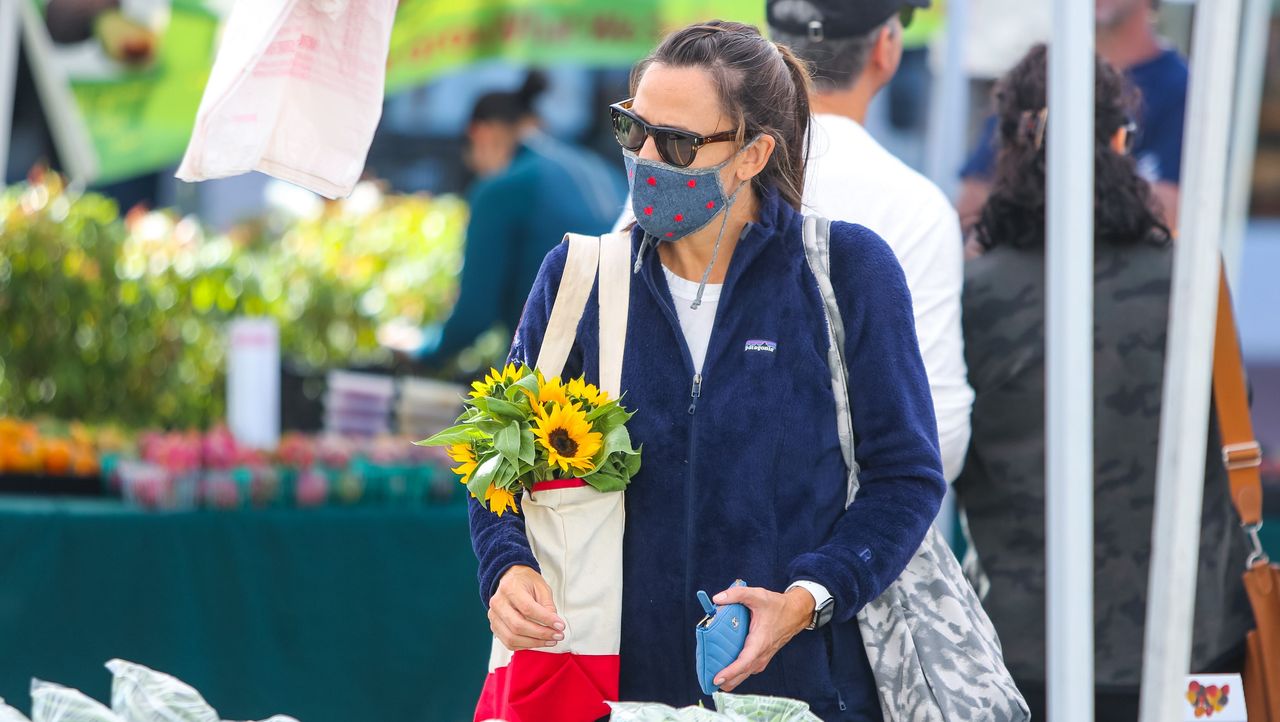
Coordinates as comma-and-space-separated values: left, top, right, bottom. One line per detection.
816, 599, 835, 628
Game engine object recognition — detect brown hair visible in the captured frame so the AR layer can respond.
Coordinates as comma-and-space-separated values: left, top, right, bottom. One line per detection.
630, 21, 813, 210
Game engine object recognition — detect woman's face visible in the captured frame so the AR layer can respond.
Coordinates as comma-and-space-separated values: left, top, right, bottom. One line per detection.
630, 63, 772, 189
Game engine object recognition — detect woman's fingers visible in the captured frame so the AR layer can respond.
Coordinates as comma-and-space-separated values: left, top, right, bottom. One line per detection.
489, 611, 556, 650
715, 635, 766, 691
513, 583, 565, 630
494, 595, 563, 642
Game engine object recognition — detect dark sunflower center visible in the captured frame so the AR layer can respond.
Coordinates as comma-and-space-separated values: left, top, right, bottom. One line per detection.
548, 428, 579, 457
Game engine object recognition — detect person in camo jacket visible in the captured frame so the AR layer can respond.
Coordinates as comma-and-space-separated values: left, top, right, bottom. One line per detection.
955, 45, 1253, 721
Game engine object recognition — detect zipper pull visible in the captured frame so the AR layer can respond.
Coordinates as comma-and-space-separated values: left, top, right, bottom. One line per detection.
688, 373, 702, 415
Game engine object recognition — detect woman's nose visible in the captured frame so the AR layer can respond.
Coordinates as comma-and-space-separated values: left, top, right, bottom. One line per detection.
638, 135, 662, 162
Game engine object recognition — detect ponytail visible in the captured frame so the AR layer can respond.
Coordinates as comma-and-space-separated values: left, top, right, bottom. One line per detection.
470, 70, 548, 126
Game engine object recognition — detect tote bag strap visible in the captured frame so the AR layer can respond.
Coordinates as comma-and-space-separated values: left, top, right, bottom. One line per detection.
597, 232, 630, 398
536, 234, 600, 380
1212, 263, 1266, 561
800, 215, 860, 507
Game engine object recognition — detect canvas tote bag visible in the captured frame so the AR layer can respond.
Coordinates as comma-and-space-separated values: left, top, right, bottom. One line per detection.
474, 232, 630, 722
801, 215, 1030, 721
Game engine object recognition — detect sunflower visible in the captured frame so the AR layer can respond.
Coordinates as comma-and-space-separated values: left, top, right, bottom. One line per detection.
537, 377, 570, 407
532, 402, 603, 475
567, 378, 609, 407
470, 363, 523, 398
485, 484, 518, 517
446, 443, 479, 486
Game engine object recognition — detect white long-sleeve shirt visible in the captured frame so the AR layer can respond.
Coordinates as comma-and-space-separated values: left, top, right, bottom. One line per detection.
804, 114, 974, 482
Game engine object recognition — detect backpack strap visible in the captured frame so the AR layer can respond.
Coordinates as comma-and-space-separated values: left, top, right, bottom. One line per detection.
800, 215, 861, 507
536, 234, 599, 380
597, 232, 630, 398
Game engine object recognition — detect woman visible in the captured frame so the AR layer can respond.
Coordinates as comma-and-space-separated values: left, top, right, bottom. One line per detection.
405, 71, 625, 365
957, 45, 1253, 721
471, 22, 945, 719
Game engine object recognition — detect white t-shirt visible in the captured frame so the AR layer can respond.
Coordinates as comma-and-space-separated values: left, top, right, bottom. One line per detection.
805, 113, 974, 483
662, 267, 721, 375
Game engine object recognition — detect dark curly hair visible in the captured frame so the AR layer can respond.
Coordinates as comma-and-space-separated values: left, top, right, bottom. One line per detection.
974, 45, 1172, 250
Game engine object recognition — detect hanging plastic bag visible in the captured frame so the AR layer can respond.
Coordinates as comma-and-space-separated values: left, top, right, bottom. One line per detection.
29, 681, 122, 722
176, 0, 398, 199
0, 697, 32, 722
105, 659, 219, 722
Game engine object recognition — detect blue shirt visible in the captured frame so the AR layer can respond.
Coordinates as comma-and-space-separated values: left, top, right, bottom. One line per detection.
960, 48, 1189, 184
470, 187, 946, 718
417, 134, 625, 362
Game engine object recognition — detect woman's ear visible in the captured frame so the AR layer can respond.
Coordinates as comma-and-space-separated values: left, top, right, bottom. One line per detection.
735, 134, 777, 183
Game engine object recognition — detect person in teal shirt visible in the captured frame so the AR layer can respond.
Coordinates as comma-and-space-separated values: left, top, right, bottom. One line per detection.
413, 71, 625, 364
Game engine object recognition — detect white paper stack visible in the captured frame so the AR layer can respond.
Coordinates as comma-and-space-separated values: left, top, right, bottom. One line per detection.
324, 370, 395, 436
397, 377, 466, 440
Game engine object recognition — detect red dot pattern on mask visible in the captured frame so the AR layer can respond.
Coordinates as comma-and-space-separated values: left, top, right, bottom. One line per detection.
647, 177, 657, 186
674, 214, 684, 222
687, 179, 697, 188
644, 206, 653, 216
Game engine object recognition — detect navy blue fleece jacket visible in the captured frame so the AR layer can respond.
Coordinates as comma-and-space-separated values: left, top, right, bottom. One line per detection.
469, 186, 945, 719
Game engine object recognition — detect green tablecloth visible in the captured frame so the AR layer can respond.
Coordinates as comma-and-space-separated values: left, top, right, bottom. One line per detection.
0, 497, 490, 722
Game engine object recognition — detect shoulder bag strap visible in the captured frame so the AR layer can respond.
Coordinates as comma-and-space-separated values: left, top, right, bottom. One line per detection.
596, 232, 630, 398
800, 215, 860, 507
535, 234, 600, 381
1212, 263, 1267, 562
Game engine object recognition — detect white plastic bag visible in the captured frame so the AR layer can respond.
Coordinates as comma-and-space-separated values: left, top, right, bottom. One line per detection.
176, 0, 398, 198
606, 694, 821, 722
29, 681, 122, 722
0, 697, 32, 722
105, 659, 219, 722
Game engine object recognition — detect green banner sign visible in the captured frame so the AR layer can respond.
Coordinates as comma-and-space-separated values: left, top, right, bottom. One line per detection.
22, 0, 219, 185
383, 0, 765, 96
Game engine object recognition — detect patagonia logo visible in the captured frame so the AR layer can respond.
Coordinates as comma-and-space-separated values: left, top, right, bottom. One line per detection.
744, 339, 777, 353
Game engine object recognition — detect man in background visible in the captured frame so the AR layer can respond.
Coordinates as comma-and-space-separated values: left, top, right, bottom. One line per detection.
955, 0, 1188, 230
768, 0, 974, 486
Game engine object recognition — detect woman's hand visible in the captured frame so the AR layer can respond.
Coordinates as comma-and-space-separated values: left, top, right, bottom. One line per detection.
711, 585, 816, 692
489, 565, 566, 650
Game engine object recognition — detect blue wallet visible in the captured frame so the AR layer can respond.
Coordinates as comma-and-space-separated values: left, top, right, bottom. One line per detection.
694, 579, 750, 696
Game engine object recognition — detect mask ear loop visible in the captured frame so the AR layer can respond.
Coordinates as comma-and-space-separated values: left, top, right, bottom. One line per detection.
688, 136, 762, 309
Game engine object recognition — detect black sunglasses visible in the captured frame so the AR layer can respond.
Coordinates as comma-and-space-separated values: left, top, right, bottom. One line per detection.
609, 99, 739, 168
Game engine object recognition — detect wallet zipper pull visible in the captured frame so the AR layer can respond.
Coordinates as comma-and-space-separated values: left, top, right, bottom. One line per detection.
697, 590, 716, 616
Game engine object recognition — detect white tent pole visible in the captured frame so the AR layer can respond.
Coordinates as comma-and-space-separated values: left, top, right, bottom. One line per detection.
0, 0, 20, 184
924, 0, 969, 197
1221, 0, 1271, 289
1138, 1, 1245, 720
1045, 0, 1094, 719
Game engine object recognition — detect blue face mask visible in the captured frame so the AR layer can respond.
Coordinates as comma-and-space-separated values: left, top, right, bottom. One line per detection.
624, 148, 749, 243
623, 143, 754, 310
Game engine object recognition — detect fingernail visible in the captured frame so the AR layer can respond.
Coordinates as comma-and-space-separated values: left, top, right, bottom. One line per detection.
714, 678, 724, 686
545, 640, 558, 647
713, 594, 726, 603
554, 622, 565, 631
553, 633, 564, 641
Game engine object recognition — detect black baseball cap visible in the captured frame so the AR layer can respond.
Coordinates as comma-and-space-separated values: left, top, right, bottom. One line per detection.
767, 0, 931, 41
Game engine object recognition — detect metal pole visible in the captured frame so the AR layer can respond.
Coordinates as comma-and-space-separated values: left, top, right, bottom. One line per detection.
0, 0, 21, 184
1138, 1, 1245, 720
1221, 0, 1270, 289
924, 0, 968, 197
1045, 0, 1094, 719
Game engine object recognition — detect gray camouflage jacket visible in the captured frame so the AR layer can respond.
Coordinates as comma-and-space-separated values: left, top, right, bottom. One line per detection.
956, 241, 1253, 688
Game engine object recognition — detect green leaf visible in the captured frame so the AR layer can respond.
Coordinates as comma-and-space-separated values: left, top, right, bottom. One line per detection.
583, 469, 628, 493
506, 373, 541, 403
600, 424, 637, 457
623, 447, 643, 476
416, 424, 482, 447
467, 454, 502, 500
483, 397, 528, 422
518, 427, 536, 465
495, 421, 521, 463
474, 419, 507, 436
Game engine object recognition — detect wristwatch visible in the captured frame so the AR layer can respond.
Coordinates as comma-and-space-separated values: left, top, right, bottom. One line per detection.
808, 595, 836, 630
789, 580, 836, 630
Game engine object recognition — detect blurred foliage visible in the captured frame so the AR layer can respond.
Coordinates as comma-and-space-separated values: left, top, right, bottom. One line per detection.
0, 171, 467, 428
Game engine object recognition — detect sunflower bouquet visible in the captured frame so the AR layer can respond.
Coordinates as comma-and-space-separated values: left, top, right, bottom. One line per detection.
417, 364, 642, 516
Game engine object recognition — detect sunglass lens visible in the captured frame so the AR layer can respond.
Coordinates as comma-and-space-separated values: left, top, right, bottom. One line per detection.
612, 110, 645, 151
658, 132, 696, 167
899, 6, 915, 28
